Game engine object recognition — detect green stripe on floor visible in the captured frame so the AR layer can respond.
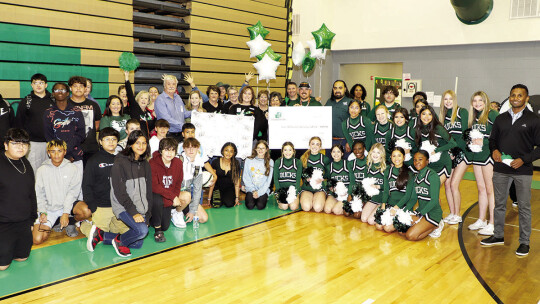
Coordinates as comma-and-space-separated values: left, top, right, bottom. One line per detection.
0, 198, 293, 299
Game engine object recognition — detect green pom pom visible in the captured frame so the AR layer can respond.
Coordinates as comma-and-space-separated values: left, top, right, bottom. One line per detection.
119, 52, 140, 71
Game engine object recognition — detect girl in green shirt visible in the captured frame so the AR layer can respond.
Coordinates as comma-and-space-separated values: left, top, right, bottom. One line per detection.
274, 142, 302, 211
342, 100, 374, 152
300, 136, 330, 213
373, 105, 393, 148
386, 108, 415, 166
324, 144, 354, 215
361, 143, 388, 225
100, 95, 131, 140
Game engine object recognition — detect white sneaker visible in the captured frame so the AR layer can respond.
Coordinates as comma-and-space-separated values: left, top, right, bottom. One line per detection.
443, 214, 454, 223
171, 209, 186, 228
478, 223, 494, 236
447, 215, 462, 225
468, 219, 487, 230
429, 220, 444, 238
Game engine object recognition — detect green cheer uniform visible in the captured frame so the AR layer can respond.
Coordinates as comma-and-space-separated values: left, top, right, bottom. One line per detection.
368, 102, 400, 122
326, 96, 352, 138
325, 159, 354, 196
287, 97, 321, 107
470, 109, 498, 166
411, 125, 457, 177
382, 165, 414, 207
443, 107, 469, 164
348, 157, 367, 189
386, 123, 416, 166
301, 153, 330, 193
273, 157, 302, 191
358, 100, 371, 118
342, 115, 375, 151
395, 166, 443, 225
364, 163, 388, 204
373, 121, 393, 147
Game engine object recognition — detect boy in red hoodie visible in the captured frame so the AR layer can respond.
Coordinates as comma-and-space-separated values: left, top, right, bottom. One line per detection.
149, 137, 191, 242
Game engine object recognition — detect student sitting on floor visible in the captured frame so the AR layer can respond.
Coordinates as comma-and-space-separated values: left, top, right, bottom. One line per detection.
172, 138, 214, 227
243, 140, 274, 210
33, 139, 91, 244
83, 128, 130, 252
149, 137, 191, 241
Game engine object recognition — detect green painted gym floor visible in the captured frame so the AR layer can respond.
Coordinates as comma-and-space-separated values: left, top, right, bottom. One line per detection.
0, 197, 294, 299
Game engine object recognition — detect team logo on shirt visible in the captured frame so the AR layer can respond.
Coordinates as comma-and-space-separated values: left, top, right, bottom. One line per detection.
280, 172, 296, 179
98, 163, 114, 168
350, 130, 366, 139
354, 172, 365, 180
472, 124, 486, 132
163, 175, 173, 188
415, 186, 429, 195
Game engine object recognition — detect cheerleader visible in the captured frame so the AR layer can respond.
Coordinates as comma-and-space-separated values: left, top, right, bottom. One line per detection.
439, 90, 469, 225
342, 99, 374, 152
361, 143, 388, 224
373, 105, 393, 148
324, 144, 354, 215
408, 93, 428, 129
375, 147, 413, 232
346, 140, 367, 218
394, 150, 444, 241
386, 107, 415, 166
413, 105, 457, 186
300, 136, 330, 212
273, 142, 302, 210
467, 91, 498, 235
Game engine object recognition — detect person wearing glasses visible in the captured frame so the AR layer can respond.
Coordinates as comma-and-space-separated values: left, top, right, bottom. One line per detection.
0, 128, 36, 271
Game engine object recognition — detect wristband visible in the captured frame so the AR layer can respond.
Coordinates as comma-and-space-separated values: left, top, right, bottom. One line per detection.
40, 212, 47, 216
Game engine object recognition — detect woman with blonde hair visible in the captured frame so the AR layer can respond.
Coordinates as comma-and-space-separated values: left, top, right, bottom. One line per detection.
130, 90, 155, 138
185, 90, 206, 123
299, 136, 330, 212
361, 143, 389, 224
467, 91, 499, 235
439, 90, 469, 225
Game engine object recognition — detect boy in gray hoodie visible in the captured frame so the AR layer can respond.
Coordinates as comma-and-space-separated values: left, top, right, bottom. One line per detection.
33, 140, 91, 244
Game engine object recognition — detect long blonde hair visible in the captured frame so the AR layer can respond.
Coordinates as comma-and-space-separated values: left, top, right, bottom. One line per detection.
186, 90, 206, 112
367, 143, 386, 174
468, 91, 490, 128
301, 136, 322, 168
248, 140, 271, 176
439, 90, 458, 124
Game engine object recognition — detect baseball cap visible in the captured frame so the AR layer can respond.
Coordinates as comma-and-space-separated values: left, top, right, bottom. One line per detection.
298, 82, 311, 89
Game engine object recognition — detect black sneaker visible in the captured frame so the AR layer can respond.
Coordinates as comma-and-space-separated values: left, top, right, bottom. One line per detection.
112, 235, 131, 257
480, 236, 504, 246
515, 244, 529, 256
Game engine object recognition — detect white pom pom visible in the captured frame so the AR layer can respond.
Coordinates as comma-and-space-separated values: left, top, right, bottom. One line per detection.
395, 138, 412, 150
309, 168, 324, 190
396, 209, 414, 226
351, 196, 363, 212
468, 143, 483, 152
380, 208, 394, 226
502, 158, 513, 167
469, 129, 484, 139
420, 141, 441, 163
286, 186, 297, 204
335, 182, 348, 201
404, 153, 412, 162
362, 177, 380, 197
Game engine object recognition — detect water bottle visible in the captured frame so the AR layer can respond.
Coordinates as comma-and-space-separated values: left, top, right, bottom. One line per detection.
193, 211, 199, 229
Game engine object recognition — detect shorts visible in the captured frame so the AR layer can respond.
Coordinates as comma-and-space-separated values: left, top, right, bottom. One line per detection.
82, 207, 129, 236
0, 220, 33, 266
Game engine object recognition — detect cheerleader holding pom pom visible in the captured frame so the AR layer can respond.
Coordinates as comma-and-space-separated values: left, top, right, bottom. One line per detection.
324, 145, 354, 215
360, 143, 388, 224
273, 142, 302, 210
299, 137, 330, 212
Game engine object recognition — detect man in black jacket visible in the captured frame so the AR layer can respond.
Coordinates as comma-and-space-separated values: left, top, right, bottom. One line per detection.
0, 128, 37, 270
0, 94, 14, 149
14, 73, 55, 173
481, 84, 540, 257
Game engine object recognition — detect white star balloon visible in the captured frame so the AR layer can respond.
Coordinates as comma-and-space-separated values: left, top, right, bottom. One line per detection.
253, 54, 280, 82
246, 35, 271, 58
292, 41, 305, 66
306, 39, 326, 60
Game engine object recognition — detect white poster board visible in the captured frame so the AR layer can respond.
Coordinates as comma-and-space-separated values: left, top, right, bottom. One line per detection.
191, 111, 254, 159
268, 107, 332, 150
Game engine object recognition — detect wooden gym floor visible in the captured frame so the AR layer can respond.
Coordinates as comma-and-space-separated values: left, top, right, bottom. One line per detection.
0, 171, 538, 303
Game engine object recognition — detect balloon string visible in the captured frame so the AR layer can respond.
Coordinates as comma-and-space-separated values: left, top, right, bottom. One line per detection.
319, 58, 322, 98
256, 75, 259, 97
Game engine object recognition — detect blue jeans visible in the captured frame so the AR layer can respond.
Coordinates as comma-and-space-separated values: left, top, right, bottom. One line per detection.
103, 211, 148, 249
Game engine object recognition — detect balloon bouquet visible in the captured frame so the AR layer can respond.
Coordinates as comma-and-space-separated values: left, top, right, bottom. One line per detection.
246, 21, 281, 85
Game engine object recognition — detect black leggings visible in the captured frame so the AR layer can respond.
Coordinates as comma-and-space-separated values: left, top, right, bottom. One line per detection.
212, 185, 236, 208
245, 192, 268, 210
151, 193, 172, 231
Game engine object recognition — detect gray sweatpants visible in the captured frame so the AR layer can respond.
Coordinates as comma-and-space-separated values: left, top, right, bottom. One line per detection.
493, 172, 532, 245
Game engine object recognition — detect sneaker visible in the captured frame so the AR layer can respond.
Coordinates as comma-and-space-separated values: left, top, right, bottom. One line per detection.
87, 225, 104, 252
512, 201, 518, 208
515, 244, 530, 256
171, 209, 186, 228
443, 214, 454, 223
478, 223, 494, 236
447, 215, 462, 225
468, 219, 487, 230
52, 224, 63, 232
480, 235, 504, 246
429, 220, 445, 238
65, 224, 79, 237
112, 235, 131, 257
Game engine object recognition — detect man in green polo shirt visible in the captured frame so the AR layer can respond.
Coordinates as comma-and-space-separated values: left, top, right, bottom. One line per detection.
289, 82, 322, 107
326, 80, 353, 149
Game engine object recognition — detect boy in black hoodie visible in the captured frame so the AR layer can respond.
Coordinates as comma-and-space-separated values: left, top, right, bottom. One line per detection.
0, 94, 14, 149
82, 127, 129, 251
14, 73, 55, 173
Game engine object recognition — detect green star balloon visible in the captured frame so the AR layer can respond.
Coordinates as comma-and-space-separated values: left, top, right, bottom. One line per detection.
256, 47, 282, 61
247, 21, 270, 40
302, 52, 316, 73
311, 23, 336, 50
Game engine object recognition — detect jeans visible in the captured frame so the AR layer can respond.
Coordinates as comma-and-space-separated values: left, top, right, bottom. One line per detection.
103, 211, 148, 249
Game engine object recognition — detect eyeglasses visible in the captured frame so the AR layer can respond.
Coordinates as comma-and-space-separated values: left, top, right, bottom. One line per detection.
38, 221, 53, 233
53, 89, 67, 93
10, 141, 29, 148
